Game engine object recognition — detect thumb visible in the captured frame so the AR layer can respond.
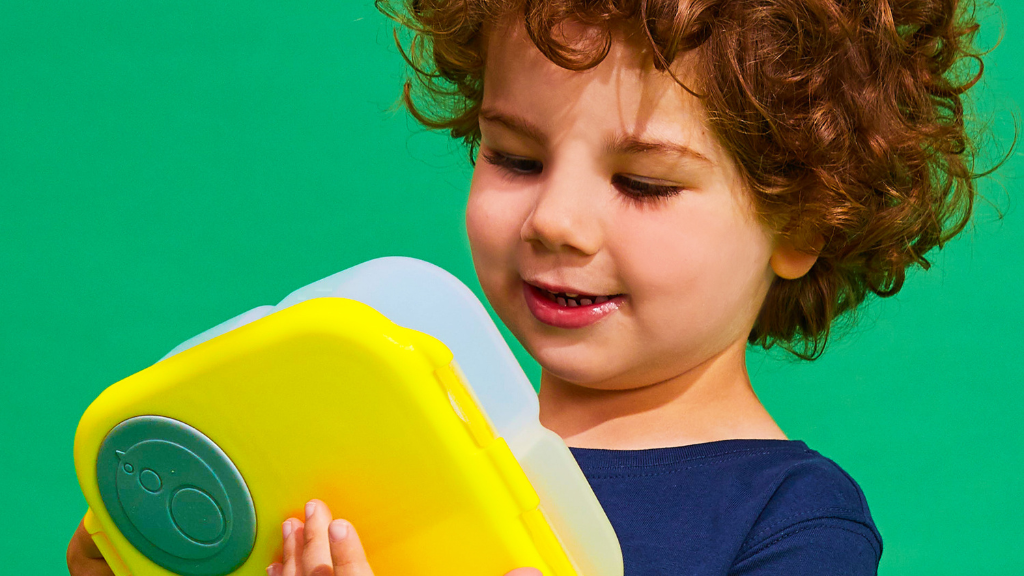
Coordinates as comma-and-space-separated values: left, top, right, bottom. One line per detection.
505, 569, 543, 576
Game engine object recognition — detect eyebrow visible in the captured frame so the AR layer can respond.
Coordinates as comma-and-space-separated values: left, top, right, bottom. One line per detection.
478, 108, 713, 165
478, 109, 548, 146
606, 134, 714, 165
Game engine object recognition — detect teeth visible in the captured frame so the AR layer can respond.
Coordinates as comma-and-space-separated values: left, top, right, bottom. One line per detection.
535, 284, 617, 307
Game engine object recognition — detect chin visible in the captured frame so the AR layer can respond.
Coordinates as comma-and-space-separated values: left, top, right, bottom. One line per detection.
498, 311, 638, 391
531, 332, 724, 393
522, 340, 644, 391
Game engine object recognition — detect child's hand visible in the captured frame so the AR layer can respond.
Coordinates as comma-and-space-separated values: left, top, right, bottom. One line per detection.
66, 518, 113, 576
267, 499, 541, 576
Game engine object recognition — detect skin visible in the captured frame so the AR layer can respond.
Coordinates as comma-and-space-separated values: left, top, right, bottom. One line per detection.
67, 17, 818, 576
466, 20, 817, 450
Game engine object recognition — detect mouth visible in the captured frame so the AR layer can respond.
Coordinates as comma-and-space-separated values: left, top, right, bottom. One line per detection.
522, 281, 626, 329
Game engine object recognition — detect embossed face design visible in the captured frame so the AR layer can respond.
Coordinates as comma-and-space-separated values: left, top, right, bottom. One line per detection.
116, 439, 230, 555
97, 416, 256, 576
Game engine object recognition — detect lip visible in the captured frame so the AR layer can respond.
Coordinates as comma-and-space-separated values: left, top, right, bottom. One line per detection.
522, 281, 625, 329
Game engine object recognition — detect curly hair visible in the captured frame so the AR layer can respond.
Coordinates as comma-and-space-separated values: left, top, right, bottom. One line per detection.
378, 0, 993, 359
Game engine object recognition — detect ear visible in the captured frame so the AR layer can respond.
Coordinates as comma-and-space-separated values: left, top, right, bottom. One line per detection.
770, 236, 824, 280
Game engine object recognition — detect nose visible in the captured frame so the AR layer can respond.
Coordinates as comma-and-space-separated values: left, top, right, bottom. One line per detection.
520, 162, 603, 256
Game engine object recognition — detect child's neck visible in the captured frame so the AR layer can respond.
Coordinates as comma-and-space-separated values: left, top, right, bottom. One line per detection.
537, 338, 786, 450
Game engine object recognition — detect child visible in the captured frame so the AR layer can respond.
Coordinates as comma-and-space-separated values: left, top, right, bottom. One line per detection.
67, 1, 989, 574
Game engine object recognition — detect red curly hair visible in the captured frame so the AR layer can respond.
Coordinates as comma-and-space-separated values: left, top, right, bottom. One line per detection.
379, 0, 992, 359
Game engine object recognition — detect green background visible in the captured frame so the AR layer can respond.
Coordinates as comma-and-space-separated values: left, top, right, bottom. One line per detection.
1, 1, 1020, 574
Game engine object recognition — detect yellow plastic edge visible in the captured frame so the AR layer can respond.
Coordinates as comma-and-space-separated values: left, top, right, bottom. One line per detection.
522, 508, 578, 576
486, 439, 541, 513
84, 508, 133, 576
437, 364, 579, 576
434, 364, 496, 447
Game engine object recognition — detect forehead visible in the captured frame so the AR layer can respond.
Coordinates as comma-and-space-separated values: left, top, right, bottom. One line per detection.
481, 19, 718, 153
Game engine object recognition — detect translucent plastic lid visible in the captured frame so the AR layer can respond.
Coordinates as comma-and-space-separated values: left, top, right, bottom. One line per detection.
161, 257, 623, 576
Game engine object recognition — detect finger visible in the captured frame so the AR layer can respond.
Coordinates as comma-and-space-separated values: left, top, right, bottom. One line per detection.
281, 519, 304, 576
266, 562, 283, 576
301, 500, 337, 576
67, 519, 114, 576
327, 519, 374, 576
504, 569, 542, 576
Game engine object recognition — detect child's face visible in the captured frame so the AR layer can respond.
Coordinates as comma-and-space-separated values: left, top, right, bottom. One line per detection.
467, 21, 777, 391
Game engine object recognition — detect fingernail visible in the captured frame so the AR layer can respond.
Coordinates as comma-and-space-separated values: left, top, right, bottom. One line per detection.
282, 520, 293, 539
266, 564, 277, 576
328, 520, 348, 542
305, 501, 317, 520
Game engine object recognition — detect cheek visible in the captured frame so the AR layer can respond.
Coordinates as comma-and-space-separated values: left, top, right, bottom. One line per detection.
467, 175, 515, 257
614, 199, 773, 329
465, 170, 530, 290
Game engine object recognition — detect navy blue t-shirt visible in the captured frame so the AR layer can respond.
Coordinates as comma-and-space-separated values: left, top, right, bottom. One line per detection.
570, 439, 882, 575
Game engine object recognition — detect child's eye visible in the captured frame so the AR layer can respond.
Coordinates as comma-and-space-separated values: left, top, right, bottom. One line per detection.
612, 174, 684, 204
482, 150, 543, 177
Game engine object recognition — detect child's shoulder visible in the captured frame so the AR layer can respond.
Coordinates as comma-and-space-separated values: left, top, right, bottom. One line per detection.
570, 439, 882, 574
730, 441, 883, 566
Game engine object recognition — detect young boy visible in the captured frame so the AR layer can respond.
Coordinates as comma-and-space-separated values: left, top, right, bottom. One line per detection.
68, 1, 987, 575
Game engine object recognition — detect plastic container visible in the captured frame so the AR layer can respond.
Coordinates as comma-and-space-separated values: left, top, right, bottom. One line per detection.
74, 257, 623, 576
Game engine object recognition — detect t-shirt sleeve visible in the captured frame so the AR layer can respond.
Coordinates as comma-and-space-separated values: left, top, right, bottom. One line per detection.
729, 457, 883, 575
729, 517, 881, 575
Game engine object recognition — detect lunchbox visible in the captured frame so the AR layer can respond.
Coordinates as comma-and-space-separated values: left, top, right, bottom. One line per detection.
74, 257, 623, 576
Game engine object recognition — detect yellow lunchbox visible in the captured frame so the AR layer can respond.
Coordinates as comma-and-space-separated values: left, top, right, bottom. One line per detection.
74, 257, 622, 576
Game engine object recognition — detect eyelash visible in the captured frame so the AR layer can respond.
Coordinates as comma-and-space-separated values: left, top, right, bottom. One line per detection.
481, 150, 684, 206
481, 150, 542, 178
